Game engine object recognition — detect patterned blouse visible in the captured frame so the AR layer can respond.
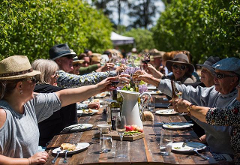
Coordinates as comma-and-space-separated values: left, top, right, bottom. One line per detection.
206, 101, 240, 164
57, 70, 116, 88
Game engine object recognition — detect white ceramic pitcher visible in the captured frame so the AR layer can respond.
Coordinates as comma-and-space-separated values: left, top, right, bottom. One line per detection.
118, 90, 151, 128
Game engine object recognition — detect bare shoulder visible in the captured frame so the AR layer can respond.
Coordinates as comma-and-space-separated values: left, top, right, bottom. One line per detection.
0, 108, 7, 128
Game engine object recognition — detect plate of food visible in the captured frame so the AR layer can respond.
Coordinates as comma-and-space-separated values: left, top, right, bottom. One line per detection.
162, 122, 193, 130
94, 92, 107, 98
155, 109, 178, 115
77, 109, 98, 115
171, 142, 206, 153
61, 124, 93, 133
52, 142, 90, 155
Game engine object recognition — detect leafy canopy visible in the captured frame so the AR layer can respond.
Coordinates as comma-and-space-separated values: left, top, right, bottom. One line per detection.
152, 0, 240, 63
0, 0, 113, 61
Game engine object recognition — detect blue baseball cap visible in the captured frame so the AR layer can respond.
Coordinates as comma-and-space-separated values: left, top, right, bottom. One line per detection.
212, 57, 240, 76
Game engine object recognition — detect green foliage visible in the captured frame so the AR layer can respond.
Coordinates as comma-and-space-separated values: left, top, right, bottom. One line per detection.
152, 0, 240, 64
0, 0, 113, 61
121, 28, 155, 53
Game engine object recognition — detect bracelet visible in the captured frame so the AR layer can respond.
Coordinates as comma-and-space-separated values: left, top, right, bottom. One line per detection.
187, 104, 194, 115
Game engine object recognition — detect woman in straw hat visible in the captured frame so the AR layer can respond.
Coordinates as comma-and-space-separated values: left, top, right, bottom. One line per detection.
0, 55, 129, 164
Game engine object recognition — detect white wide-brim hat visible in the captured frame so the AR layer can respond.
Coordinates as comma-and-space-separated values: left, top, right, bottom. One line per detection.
0, 55, 41, 80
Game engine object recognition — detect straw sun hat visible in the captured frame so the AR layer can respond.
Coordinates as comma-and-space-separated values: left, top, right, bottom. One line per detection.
0, 55, 41, 80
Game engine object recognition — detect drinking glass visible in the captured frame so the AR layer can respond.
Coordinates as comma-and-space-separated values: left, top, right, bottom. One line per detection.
101, 134, 113, 153
148, 96, 155, 112
116, 116, 127, 158
116, 116, 126, 141
159, 129, 173, 156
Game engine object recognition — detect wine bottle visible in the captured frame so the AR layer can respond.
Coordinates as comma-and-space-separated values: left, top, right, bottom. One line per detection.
110, 90, 121, 130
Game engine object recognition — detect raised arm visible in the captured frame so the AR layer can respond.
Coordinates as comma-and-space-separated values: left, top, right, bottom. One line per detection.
56, 76, 129, 107
136, 71, 160, 87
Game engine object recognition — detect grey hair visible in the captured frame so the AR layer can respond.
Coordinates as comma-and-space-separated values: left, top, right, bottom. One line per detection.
32, 59, 59, 84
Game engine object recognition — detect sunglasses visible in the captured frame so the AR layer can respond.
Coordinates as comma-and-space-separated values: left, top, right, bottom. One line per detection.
64, 55, 73, 59
25, 76, 39, 83
73, 63, 81, 67
213, 72, 236, 79
172, 64, 187, 70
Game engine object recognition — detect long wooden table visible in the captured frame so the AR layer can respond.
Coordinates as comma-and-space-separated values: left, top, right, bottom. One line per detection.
44, 95, 217, 165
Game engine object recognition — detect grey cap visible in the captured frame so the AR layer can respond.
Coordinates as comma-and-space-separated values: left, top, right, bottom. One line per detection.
212, 57, 240, 75
197, 56, 221, 74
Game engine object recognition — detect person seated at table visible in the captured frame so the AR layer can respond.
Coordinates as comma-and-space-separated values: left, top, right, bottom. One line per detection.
174, 82, 240, 164
136, 57, 240, 156
32, 59, 99, 147
184, 56, 221, 138
146, 53, 197, 84
78, 52, 115, 75
70, 56, 83, 75
49, 43, 123, 88
0, 55, 129, 164
185, 56, 221, 88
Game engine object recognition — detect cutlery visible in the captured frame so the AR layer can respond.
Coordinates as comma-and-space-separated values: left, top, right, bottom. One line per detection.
193, 148, 209, 160
52, 150, 60, 164
182, 139, 189, 147
63, 150, 68, 163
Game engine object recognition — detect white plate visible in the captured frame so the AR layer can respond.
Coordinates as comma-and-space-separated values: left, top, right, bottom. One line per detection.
172, 142, 206, 153
52, 142, 90, 155
61, 124, 93, 133
163, 122, 193, 129
155, 109, 178, 115
147, 85, 156, 90
77, 109, 98, 115
145, 91, 162, 95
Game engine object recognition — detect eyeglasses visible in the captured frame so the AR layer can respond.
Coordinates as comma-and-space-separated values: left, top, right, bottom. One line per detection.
25, 76, 38, 83
213, 72, 236, 79
63, 55, 73, 59
172, 64, 187, 70
83, 61, 90, 65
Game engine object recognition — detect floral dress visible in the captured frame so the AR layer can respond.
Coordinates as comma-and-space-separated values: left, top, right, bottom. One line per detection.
206, 101, 240, 164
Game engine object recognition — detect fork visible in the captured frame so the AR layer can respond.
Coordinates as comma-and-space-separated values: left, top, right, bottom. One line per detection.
52, 150, 60, 164
63, 151, 68, 163
193, 148, 209, 160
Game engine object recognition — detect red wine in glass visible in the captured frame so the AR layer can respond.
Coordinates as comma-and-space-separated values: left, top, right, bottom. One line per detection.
111, 80, 119, 87
142, 59, 150, 64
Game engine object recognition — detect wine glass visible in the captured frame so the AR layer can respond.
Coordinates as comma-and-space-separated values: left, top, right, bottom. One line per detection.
116, 116, 126, 141
141, 53, 150, 64
116, 116, 127, 158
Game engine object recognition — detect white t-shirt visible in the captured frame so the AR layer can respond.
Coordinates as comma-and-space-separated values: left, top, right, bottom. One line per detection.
0, 93, 61, 158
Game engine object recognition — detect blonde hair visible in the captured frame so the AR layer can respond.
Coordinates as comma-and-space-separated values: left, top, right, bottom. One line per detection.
32, 59, 59, 84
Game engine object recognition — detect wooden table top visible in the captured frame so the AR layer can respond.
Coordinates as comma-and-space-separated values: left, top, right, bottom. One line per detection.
44, 95, 218, 165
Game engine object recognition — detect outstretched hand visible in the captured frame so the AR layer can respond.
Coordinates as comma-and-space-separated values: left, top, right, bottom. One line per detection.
171, 99, 191, 113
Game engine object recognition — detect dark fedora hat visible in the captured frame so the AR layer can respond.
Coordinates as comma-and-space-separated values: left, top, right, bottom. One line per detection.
197, 56, 221, 74
49, 43, 76, 60
166, 53, 194, 74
